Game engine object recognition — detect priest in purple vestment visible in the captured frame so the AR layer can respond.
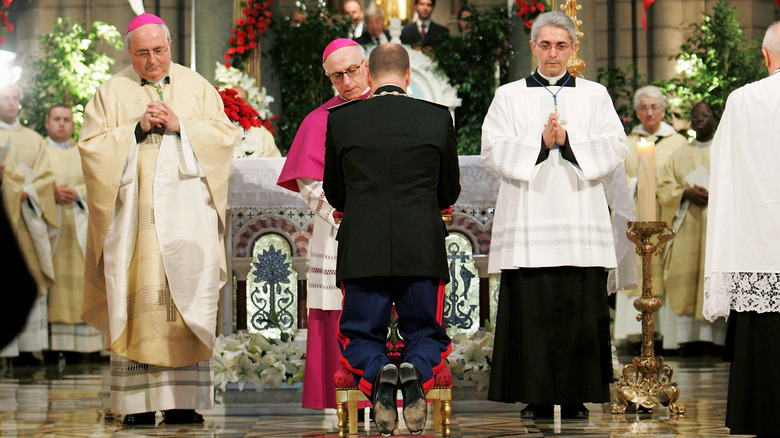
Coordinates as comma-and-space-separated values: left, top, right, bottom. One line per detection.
276, 38, 370, 410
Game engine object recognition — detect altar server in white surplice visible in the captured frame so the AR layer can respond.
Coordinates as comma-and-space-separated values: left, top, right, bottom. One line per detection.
44, 104, 105, 359
78, 13, 237, 425
703, 20, 780, 437
481, 11, 634, 420
0, 83, 58, 361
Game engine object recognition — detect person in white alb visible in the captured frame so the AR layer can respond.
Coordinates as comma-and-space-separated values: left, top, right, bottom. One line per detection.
703, 20, 780, 436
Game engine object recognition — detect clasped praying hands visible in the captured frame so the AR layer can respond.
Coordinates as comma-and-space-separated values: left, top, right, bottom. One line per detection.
542, 112, 567, 149
54, 185, 78, 205
141, 101, 180, 133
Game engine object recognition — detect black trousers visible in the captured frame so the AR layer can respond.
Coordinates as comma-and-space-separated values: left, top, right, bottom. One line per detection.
724, 310, 780, 435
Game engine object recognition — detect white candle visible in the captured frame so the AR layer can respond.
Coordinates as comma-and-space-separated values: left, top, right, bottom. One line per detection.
637, 137, 656, 221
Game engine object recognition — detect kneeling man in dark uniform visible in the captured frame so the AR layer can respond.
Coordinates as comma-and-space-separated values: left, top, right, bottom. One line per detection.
323, 43, 461, 436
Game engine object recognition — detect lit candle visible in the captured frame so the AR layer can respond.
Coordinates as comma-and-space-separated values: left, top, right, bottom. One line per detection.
636, 137, 656, 221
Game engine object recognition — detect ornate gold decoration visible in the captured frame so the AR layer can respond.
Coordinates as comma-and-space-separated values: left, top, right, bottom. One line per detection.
612, 221, 686, 415
560, 0, 586, 77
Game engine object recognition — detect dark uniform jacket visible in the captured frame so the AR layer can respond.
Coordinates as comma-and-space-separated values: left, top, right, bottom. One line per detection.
323, 84, 460, 283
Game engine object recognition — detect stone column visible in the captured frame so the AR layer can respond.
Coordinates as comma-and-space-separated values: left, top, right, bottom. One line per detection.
194, 0, 234, 83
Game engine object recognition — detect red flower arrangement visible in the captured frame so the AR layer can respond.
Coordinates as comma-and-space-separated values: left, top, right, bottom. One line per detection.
218, 87, 276, 134
224, 0, 274, 70
515, 0, 547, 31
0, 0, 15, 44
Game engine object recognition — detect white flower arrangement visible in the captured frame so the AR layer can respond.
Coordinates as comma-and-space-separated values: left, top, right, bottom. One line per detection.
212, 327, 498, 395
211, 331, 305, 393
215, 62, 275, 120
232, 123, 274, 158
446, 327, 494, 392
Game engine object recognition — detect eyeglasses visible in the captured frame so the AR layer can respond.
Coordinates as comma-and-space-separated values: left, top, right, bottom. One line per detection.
535, 41, 571, 52
133, 46, 169, 60
692, 112, 713, 120
638, 103, 662, 112
326, 60, 363, 83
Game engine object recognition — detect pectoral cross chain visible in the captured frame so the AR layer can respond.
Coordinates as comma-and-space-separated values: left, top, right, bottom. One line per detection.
532, 74, 571, 125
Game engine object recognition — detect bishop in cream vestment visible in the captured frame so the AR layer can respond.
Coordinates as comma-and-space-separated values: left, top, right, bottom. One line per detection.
79, 17, 237, 419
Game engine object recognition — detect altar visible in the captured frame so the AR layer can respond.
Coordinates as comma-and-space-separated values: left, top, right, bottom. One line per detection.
222, 156, 500, 338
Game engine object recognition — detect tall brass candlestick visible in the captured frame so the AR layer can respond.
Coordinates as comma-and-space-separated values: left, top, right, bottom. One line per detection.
612, 221, 686, 415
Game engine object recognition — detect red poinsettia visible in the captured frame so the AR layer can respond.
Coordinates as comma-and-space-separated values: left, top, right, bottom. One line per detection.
224, 0, 274, 69
0, 0, 15, 44
515, 0, 547, 31
218, 87, 265, 131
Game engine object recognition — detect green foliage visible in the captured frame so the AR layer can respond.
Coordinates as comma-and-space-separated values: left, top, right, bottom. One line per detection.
21, 18, 123, 138
268, 4, 350, 153
596, 64, 645, 134
659, 0, 763, 119
433, 3, 513, 155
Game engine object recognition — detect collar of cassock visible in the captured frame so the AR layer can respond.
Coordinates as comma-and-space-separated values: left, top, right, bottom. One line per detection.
140, 75, 171, 87
371, 84, 406, 97
526, 70, 576, 88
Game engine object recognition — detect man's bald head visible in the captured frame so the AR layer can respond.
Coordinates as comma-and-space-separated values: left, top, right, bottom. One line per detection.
762, 21, 780, 74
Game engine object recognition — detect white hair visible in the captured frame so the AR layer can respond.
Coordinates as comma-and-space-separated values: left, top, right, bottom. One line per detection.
322, 44, 367, 72
633, 85, 668, 110
763, 21, 780, 56
365, 3, 384, 19
530, 11, 577, 45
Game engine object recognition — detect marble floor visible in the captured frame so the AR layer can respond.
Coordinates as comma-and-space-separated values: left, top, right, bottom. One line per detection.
0, 356, 751, 437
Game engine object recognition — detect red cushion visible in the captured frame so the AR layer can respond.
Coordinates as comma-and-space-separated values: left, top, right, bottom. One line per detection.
334, 367, 357, 389
334, 366, 452, 390
434, 366, 452, 387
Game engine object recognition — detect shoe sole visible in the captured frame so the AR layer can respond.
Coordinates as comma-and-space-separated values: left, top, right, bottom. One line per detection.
374, 366, 399, 436
399, 365, 427, 435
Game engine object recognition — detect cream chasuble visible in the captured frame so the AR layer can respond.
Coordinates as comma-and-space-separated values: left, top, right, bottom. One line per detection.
47, 139, 88, 323
79, 64, 238, 369
0, 125, 58, 294
481, 73, 634, 289
658, 142, 710, 319
46, 138, 104, 352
